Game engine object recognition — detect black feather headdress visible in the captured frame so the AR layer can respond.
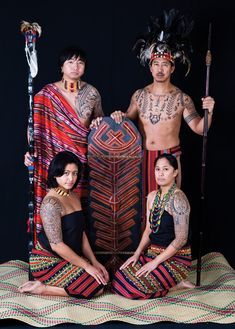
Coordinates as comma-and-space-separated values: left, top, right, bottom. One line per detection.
133, 9, 194, 75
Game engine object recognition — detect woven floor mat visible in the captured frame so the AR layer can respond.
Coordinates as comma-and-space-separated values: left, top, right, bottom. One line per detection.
0, 252, 234, 326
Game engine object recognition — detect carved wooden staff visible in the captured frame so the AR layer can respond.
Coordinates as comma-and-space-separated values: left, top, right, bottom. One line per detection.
20, 21, 41, 279
196, 23, 212, 286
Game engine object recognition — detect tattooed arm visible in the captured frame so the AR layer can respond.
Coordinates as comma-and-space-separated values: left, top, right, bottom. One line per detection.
40, 197, 91, 269
89, 89, 104, 128
40, 197, 108, 284
183, 93, 214, 135
75, 85, 103, 121
169, 190, 190, 250
87, 87, 104, 128
125, 90, 142, 120
92, 89, 104, 118
40, 197, 63, 245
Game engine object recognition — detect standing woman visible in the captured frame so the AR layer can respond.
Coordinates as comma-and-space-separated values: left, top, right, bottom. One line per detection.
19, 151, 109, 298
111, 153, 194, 299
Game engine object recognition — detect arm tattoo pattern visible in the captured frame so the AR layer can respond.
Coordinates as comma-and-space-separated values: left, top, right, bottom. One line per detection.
40, 197, 63, 244
183, 94, 200, 124
93, 94, 104, 118
185, 111, 200, 124
169, 190, 190, 250
75, 84, 102, 119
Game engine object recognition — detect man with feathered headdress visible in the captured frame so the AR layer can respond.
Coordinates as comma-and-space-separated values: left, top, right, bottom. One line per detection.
110, 9, 215, 224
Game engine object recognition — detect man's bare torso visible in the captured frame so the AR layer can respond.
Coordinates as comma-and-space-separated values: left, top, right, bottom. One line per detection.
135, 86, 186, 150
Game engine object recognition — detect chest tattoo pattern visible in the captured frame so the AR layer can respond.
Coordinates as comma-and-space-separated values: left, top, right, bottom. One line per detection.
136, 88, 183, 125
75, 85, 100, 119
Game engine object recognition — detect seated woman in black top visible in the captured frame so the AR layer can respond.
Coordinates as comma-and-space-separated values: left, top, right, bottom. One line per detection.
111, 153, 195, 299
19, 151, 109, 298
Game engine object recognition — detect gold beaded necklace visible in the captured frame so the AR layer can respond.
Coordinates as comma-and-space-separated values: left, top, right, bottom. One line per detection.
54, 186, 70, 197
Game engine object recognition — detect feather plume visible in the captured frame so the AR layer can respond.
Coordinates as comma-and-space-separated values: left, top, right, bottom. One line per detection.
20, 21, 41, 78
133, 9, 194, 75
20, 20, 42, 37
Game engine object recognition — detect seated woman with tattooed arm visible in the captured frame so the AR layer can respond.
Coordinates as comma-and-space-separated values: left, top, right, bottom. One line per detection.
111, 153, 195, 299
19, 151, 109, 298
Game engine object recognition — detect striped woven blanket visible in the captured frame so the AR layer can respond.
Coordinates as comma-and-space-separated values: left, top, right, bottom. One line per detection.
0, 252, 234, 326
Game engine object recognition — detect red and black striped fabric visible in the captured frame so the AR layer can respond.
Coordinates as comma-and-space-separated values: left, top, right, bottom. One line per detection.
111, 244, 191, 300
33, 84, 89, 237
30, 242, 103, 299
87, 117, 143, 272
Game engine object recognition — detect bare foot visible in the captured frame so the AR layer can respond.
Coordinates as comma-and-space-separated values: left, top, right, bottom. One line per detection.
170, 280, 195, 291
18, 280, 45, 295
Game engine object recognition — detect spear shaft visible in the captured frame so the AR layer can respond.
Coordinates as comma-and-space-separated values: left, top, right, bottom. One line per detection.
196, 23, 212, 286
21, 21, 41, 280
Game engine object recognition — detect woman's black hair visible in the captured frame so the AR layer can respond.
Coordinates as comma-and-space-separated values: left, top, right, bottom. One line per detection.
47, 151, 82, 189
154, 153, 178, 170
58, 46, 87, 69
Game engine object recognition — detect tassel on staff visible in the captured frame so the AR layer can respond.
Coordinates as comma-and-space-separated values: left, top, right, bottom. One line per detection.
196, 23, 212, 286
20, 21, 41, 280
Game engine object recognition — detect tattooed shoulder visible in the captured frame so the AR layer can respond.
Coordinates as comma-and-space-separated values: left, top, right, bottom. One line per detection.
40, 197, 63, 244
75, 83, 102, 119
88, 84, 100, 96
40, 197, 62, 213
183, 94, 197, 112
132, 89, 141, 101
171, 190, 190, 217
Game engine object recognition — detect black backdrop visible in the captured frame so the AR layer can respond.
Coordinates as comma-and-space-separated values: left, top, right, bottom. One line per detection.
0, 0, 234, 269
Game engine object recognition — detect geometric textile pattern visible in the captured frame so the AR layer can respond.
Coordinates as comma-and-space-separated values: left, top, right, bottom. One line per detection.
87, 117, 143, 272
33, 84, 89, 236
0, 253, 234, 326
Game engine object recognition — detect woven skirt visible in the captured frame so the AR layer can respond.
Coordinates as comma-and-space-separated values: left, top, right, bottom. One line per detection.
111, 244, 191, 299
29, 241, 104, 299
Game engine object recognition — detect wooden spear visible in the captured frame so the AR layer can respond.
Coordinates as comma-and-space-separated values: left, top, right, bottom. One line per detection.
196, 23, 212, 286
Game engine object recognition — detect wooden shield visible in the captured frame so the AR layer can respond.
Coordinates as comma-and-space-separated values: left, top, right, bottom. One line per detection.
87, 117, 142, 272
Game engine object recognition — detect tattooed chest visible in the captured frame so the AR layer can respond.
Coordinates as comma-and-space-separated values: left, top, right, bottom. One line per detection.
138, 93, 181, 125
75, 92, 97, 119
76, 101, 93, 119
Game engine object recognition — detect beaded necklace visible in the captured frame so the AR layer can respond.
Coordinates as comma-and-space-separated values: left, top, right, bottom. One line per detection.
62, 78, 81, 92
149, 182, 176, 233
54, 186, 70, 197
